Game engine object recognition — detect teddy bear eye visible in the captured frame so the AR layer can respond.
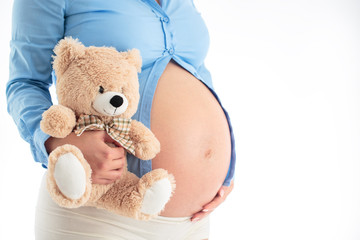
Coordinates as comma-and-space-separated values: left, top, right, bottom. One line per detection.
99, 86, 105, 94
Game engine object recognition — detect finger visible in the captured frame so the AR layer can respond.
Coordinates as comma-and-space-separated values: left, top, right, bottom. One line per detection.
92, 158, 123, 174
103, 131, 116, 143
202, 191, 226, 211
191, 209, 211, 222
92, 177, 115, 185
192, 182, 235, 222
106, 168, 124, 179
92, 171, 122, 183
108, 158, 126, 171
95, 144, 126, 163
191, 197, 222, 222
103, 134, 126, 150
108, 145, 126, 159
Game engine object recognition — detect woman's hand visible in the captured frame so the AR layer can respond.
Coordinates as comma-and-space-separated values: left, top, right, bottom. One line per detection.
191, 180, 234, 222
45, 131, 127, 185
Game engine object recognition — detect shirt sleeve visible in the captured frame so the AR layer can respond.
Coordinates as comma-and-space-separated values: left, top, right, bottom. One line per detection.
6, 0, 67, 167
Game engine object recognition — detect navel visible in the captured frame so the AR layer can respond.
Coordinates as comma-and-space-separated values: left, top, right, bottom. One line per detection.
204, 148, 213, 161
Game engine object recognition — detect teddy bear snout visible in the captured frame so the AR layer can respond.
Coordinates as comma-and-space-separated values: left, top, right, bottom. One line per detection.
93, 91, 129, 116
110, 95, 124, 108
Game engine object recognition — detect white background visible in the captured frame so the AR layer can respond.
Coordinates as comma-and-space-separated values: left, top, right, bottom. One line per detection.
1, 0, 360, 239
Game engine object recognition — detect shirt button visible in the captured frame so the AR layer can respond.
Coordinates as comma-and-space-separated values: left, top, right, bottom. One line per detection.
162, 17, 169, 23
168, 48, 174, 55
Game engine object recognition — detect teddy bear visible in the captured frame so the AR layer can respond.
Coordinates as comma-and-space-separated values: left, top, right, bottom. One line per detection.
40, 37, 175, 220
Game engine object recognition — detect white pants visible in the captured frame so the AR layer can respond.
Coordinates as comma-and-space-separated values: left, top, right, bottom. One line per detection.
35, 174, 210, 240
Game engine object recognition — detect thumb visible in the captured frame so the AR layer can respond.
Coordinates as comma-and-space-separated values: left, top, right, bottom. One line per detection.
103, 132, 116, 143
103, 133, 126, 150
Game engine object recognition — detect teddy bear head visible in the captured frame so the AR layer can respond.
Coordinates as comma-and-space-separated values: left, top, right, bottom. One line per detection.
52, 37, 142, 119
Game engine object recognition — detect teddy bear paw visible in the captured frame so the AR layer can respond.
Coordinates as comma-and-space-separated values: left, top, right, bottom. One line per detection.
53, 152, 87, 200
40, 105, 76, 138
135, 137, 161, 160
140, 178, 173, 215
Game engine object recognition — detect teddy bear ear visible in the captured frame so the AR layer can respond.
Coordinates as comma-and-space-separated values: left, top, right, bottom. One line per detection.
120, 49, 142, 73
52, 37, 86, 77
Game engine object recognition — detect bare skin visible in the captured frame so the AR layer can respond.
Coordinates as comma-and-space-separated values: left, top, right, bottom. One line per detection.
151, 60, 232, 220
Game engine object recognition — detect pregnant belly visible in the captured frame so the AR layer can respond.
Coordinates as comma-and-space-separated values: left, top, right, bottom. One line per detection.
151, 61, 231, 217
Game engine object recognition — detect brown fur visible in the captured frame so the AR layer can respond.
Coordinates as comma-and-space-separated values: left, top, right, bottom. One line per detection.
40, 105, 76, 138
129, 120, 161, 160
41, 37, 175, 220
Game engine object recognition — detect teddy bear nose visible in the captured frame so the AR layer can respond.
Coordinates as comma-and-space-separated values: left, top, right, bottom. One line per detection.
110, 95, 124, 108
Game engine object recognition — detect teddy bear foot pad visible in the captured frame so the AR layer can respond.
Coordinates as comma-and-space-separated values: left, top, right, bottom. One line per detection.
47, 144, 92, 208
53, 152, 87, 200
140, 178, 173, 215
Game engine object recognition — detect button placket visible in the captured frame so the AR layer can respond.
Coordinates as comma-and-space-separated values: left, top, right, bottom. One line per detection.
159, 14, 175, 56
168, 47, 174, 55
141, 0, 174, 57
161, 16, 169, 23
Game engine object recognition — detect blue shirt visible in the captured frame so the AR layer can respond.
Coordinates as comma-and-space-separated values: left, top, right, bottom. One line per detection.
6, 0, 236, 186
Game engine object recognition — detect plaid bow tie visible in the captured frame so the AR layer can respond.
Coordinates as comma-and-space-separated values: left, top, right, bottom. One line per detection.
74, 114, 135, 155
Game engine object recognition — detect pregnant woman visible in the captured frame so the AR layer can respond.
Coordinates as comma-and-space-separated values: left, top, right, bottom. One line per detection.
6, 0, 236, 239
